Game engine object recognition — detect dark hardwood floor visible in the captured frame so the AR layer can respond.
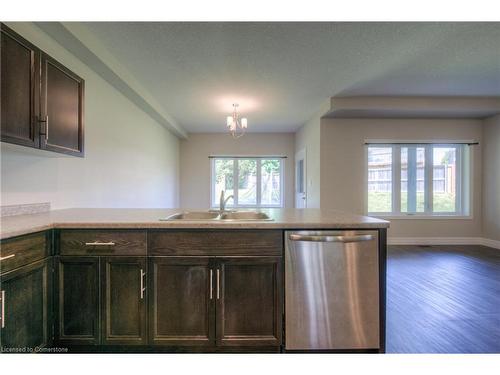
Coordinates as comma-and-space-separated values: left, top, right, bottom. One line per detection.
386, 245, 500, 353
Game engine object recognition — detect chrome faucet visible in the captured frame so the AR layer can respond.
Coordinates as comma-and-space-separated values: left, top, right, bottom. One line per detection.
219, 190, 234, 212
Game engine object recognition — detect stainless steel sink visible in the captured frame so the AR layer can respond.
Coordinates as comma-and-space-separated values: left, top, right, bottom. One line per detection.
161, 210, 272, 221
162, 211, 220, 220
219, 211, 272, 221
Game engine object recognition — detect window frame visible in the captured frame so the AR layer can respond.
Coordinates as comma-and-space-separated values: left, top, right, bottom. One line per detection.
210, 156, 285, 209
365, 142, 471, 218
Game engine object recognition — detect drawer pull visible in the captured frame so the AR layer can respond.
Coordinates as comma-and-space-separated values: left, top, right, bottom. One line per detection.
84, 242, 116, 246
0, 254, 16, 261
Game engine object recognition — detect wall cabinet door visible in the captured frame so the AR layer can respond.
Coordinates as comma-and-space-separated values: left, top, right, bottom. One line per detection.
101, 257, 147, 345
55, 257, 100, 345
149, 257, 215, 346
40, 53, 85, 156
0, 23, 85, 157
0, 259, 50, 350
216, 257, 282, 347
0, 23, 40, 148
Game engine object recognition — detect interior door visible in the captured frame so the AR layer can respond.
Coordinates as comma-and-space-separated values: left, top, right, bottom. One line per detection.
149, 257, 215, 346
101, 257, 147, 345
216, 257, 282, 347
295, 149, 307, 208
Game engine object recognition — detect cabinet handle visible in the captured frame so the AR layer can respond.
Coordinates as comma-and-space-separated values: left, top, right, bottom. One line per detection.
140, 269, 146, 300
209, 269, 213, 300
216, 269, 220, 300
289, 234, 374, 243
85, 242, 116, 246
1, 290, 5, 329
39, 115, 49, 141
0, 254, 15, 261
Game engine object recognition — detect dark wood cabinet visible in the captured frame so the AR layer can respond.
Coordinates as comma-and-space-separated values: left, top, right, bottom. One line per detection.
0, 258, 51, 350
0, 231, 48, 274
147, 231, 283, 350
149, 255, 282, 349
55, 256, 100, 345
149, 257, 214, 346
59, 230, 147, 256
101, 257, 147, 345
0, 23, 40, 148
0, 23, 84, 157
40, 53, 84, 156
216, 257, 282, 347
1, 229, 287, 352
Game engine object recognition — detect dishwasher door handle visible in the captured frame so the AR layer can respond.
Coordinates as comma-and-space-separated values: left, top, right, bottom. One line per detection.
289, 234, 374, 243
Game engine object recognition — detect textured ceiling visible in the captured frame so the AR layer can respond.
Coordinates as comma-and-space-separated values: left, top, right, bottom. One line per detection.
82, 22, 500, 133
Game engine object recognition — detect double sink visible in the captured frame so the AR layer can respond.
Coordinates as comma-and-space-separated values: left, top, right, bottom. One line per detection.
161, 210, 273, 221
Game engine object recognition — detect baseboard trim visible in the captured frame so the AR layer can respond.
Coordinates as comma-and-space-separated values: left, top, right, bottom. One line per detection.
388, 237, 500, 249
480, 238, 500, 249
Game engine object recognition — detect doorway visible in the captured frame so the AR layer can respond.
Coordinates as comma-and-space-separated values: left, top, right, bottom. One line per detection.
295, 149, 306, 208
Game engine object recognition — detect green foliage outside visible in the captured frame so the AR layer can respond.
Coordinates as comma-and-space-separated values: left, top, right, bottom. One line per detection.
368, 192, 456, 213
214, 159, 281, 204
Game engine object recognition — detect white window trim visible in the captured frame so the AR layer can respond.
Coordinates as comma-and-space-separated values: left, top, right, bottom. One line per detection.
365, 142, 472, 219
210, 157, 285, 208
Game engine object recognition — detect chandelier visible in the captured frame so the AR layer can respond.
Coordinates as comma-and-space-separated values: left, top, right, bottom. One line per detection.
226, 103, 248, 138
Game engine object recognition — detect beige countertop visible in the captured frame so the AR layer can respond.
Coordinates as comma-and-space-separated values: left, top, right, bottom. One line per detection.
0, 208, 389, 240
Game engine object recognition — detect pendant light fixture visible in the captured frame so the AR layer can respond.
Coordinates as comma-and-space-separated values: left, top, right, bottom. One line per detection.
226, 103, 247, 138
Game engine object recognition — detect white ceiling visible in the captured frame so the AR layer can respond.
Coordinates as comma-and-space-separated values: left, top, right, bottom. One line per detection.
81, 22, 500, 133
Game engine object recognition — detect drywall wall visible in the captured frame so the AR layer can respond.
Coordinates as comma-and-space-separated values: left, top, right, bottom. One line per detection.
1, 23, 179, 209
328, 96, 500, 118
179, 133, 295, 208
295, 112, 322, 208
482, 114, 500, 242
320, 118, 483, 238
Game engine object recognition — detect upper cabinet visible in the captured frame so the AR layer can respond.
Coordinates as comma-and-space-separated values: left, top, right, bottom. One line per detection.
0, 24, 40, 148
40, 53, 84, 156
1, 23, 85, 157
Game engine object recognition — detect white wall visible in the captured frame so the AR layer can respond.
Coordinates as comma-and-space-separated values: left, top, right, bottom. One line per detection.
1, 23, 180, 209
180, 133, 295, 209
482, 115, 500, 241
320, 118, 483, 238
295, 113, 321, 208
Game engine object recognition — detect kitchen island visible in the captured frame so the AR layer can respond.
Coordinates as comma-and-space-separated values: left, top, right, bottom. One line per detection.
0, 208, 389, 353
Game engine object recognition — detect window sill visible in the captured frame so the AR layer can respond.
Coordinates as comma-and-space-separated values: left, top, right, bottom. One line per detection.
369, 214, 473, 220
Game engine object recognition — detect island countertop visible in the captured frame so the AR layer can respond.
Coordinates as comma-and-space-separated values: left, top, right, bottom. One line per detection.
0, 208, 389, 240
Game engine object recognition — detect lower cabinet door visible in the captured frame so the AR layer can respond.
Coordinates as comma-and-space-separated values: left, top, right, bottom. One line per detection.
101, 257, 147, 345
56, 256, 100, 345
149, 257, 215, 346
0, 258, 50, 350
216, 257, 283, 347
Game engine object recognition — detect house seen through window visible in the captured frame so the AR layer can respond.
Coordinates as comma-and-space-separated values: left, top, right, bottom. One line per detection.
367, 143, 470, 216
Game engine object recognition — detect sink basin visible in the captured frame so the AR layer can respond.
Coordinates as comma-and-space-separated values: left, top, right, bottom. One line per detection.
162, 211, 220, 220
161, 211, 273, 221
219, 211, 272, 221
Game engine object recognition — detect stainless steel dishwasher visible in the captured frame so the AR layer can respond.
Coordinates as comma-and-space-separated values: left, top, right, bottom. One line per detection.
285, 230, 380, 350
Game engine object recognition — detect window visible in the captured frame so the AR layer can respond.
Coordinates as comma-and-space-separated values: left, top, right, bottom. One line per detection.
367, 143, 470, 216
211, 157, 284, 208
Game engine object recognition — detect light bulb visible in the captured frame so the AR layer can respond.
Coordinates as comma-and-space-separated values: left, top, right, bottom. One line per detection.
226, 116, 233, 128
241, 118, 248, 129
